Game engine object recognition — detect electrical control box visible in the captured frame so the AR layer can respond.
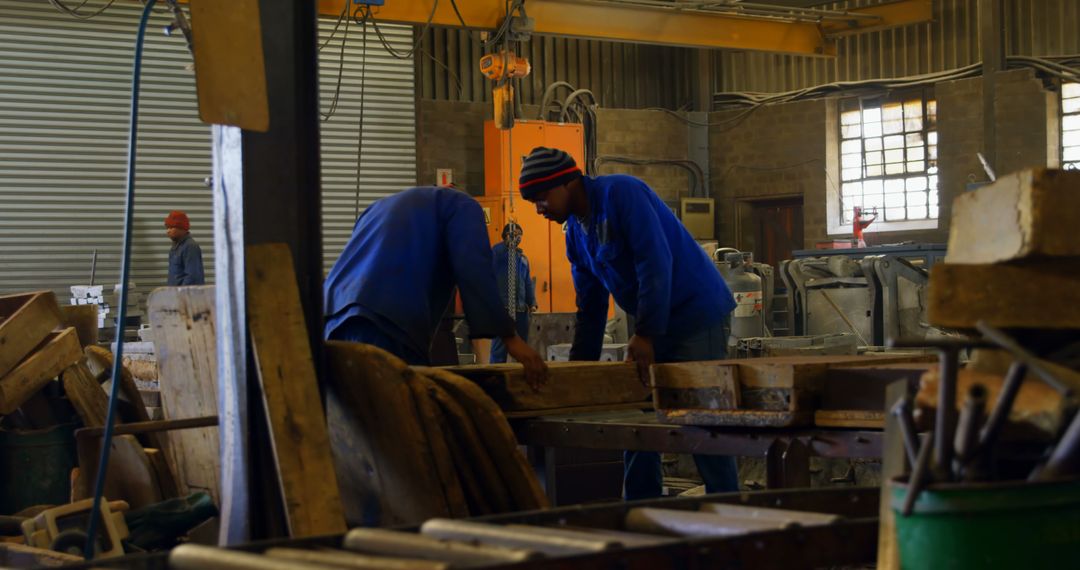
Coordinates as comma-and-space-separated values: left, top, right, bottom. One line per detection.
680, 197, 716, 240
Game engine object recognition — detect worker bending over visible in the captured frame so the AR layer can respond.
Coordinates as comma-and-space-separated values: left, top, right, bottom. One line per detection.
490, 222, 537, 363
324, 186, 547, 388
518, 147, 738, 499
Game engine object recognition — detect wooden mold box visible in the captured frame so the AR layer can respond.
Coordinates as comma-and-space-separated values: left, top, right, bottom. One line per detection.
440, 361, 650, 414
651, 354, 936, 428
0, 327, 82, 415
0, 291, 63, 379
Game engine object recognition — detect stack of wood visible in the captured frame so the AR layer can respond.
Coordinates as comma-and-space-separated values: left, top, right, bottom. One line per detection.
0, 290, 180, 515
929, 168, 1080, 330
919, 167, 1080, 437
326, 342, 550, 528
651, 354, 936, 428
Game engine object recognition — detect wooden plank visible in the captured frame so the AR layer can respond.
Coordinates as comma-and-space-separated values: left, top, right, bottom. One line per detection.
946, 169, 1080, 264
147, 286, 221, 505
419, 367, 549, 511
504, 401, 653, 419
75, 434, 162, 509
915, 366, 1067, 440
189, 0, 269, 131
85, 345, 166, 451
652, 355, 936, 415
651, 361, 740, 413
406, 374, 470, 518
419, 370, 513, 515
928, 262, 1080, 329
60, 305, 99, 348
658, 408, 812, 428
0, 291, 63, 379
814, 410, 885, 429
245, 243, 346, 538
62, 362, 110, 428
326, 341, 453, 527
442, 361, 650, 412
820, 364, 934, 411
0, 328, 82, 415
146, 448, 182, 499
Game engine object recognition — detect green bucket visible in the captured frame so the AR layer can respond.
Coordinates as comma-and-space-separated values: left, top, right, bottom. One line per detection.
892, 477, 1080, 569
0, 424, 77, 515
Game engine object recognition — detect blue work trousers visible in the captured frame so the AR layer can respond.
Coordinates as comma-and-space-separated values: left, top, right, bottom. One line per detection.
489, 311, 530, 363
623, 315, 739, 500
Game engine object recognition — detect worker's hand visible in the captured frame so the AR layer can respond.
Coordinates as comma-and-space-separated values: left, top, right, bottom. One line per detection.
504, 334, 548, 391
626, 334, 655, 387
531, 305, 539, 313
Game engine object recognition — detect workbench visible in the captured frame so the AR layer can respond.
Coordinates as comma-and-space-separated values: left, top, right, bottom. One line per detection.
512, 410, 883, 499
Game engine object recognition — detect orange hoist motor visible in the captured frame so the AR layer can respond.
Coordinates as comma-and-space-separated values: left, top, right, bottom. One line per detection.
479, 51, 531, 130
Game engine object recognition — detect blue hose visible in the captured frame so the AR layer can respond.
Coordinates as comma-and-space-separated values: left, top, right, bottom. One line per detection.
84, 0, 157, 558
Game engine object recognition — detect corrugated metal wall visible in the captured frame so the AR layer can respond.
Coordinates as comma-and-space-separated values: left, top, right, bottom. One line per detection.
0, 0, 415, 303
318, 12, 416, 272
419, 28, 698, 109
716, 0, 1080, 93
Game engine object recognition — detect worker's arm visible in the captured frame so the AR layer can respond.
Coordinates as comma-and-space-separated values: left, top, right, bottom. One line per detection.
522, 255, 537, 310
447, 200, 546, 387
567, 234, 609, 362
180, 241, 205, 286
610, 181, 673, 385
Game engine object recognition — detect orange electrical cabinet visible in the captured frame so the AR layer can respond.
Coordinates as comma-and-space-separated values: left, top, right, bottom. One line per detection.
483, 120, 586, 314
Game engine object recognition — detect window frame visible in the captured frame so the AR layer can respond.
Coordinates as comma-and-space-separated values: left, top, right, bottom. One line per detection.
1061, 81, 1080, 170
827, 88, 940, 236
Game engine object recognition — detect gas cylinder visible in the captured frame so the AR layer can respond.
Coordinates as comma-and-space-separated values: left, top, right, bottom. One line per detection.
714, 249, 764, 341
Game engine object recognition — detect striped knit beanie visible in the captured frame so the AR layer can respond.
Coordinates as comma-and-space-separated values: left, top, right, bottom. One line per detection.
518, 147, 581, 200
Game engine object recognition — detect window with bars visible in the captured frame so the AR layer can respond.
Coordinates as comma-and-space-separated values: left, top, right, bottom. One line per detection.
838, 94, 938, 225
1063, 83, 1080, 169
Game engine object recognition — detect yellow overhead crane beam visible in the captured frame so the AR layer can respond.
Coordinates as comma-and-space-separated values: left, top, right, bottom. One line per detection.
315, 0, 933, 57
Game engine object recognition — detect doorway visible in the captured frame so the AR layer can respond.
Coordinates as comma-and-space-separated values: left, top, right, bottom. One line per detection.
737, 197, 804, 268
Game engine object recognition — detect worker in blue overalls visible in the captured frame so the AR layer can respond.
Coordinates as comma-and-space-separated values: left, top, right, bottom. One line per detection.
324, 186, 547, 389
518, 147, 739, 500
490, 222, 537, 363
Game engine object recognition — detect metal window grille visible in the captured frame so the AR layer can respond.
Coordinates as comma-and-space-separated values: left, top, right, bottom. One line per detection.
838, 92, 938, 224
1062, 82, 1080, 170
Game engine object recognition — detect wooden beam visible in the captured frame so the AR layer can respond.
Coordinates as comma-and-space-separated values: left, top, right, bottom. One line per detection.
928, 262, 1080, 329
246, 243, 347, 538
441, 361, 650, 412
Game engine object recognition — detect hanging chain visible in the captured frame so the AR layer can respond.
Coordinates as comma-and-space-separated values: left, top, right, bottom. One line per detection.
506, 116, 518, 318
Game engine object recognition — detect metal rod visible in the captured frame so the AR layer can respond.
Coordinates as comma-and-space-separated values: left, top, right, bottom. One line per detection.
954, 383, 988, 479
975, 362, 1027, 456
76, 415, 219, 439
888, 337, 992, 350
1031, 408, 1080, 481
89, 249, 98, 287
976, 321, 1075, 396
901, 430, 934, 517
891, 397, 920, 467
934, 348, 959, 481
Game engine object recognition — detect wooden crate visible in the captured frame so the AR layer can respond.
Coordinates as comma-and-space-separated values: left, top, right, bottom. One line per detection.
651, 354, 936, 428
441, 361, 650, 414
0, 292, 63, 379
0, 327, 82, 415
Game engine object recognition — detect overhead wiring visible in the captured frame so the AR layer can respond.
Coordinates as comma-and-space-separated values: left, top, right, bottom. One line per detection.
47, 0, 117, 19
320, 0, 352, 122
352, 5, 370, 220
358, 0, 439, 60
595, 156, 707, 199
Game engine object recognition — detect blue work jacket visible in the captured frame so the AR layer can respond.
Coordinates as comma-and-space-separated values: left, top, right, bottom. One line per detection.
323, 186, 515, 357
567, 175, 736, 360
492, 242, 536, 313
167, 234, 205, 286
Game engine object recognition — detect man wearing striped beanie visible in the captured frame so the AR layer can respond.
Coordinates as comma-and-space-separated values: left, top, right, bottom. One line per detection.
519, 146, 738, 500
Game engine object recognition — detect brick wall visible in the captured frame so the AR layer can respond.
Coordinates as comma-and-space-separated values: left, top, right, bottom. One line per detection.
707, 68, 1059, 249
417, 99, 488, 195
595, 108, 691, 203
709, 99, 829, 248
